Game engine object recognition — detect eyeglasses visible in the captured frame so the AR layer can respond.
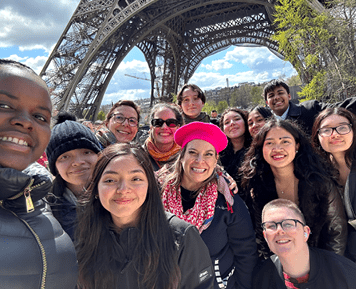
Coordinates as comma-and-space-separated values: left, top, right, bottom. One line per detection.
151, 118, 179, 128
111, 114, 138, 127
318, 123, 352, 137
262, 219, 305, 232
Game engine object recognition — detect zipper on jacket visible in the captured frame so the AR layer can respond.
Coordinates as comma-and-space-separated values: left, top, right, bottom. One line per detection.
7, 179, 47, 213
1, 203, 47, 288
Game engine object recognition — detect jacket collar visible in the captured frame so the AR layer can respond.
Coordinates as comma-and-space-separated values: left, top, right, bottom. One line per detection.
0, 162, 52, 203
287, 101, 302, 118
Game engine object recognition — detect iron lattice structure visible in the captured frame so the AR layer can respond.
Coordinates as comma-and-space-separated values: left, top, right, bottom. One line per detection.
41, 0, 284, 120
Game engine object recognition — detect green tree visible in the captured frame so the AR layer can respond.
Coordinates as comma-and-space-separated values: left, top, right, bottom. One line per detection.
273, 0, 356, 101
250, 86, 265, 106
97, 110, 106, 121
216, 100, 229, 114
202, 100, 217, 114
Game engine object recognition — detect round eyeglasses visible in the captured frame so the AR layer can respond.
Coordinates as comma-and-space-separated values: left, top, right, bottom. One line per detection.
318, 123, 352, 137
262, 219, 305, 232
111, 114, 138, 127
151, 118, 179, 128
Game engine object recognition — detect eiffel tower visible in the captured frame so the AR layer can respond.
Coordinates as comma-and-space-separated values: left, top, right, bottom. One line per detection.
40, 0, 325, 120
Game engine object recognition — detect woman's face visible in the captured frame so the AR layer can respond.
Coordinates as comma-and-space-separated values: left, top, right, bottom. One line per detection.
222, 111, 245, 140
263, 127, 299, 170
106, 105, 139, 143
151, 108, 179, 147
55, 148, 98, 193
318, 114, 353, 155
98, 154, 148, 229
248, 110, 266, 138
181, 139, 218, 190
0, 66, 52, 171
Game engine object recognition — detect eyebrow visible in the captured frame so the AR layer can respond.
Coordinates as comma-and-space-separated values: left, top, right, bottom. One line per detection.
320, 122, 350, 128
0, 89, 52, 115
265, 136, 292, 140
102, 169, 145, 175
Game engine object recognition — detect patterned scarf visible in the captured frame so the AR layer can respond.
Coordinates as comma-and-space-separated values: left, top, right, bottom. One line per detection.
161, 180, 218, 233
145, 136, 181, 163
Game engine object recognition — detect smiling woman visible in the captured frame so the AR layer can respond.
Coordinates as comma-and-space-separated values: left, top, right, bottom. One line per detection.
95, 99, 140, 147
240, 118, 347, 259
143, 103, 184, 171
76, 143, 214, 289
46, 119, 102, 240
158, 122, 258, 289
0, 59, 77, 288
218, 107, 251, 180
312, 107, 356, 262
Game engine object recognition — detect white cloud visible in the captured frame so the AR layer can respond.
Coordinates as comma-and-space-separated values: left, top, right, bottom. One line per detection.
0, 1, 78, 51
202, 59, 233, 71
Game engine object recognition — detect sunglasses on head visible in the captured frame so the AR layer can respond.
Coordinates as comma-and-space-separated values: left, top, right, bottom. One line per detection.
151, 118, 179, 128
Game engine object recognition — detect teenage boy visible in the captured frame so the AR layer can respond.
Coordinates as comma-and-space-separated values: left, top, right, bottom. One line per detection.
264, 79, 356, 135
177, 84, 210, 124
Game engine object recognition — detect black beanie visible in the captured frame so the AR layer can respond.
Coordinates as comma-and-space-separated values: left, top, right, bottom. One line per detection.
46, 120, 102, 175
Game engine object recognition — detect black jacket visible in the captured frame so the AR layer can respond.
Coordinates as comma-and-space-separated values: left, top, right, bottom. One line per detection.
200, 193, 258, 289
248, 177, 347, 259
252, 247, 356, 289
286, 98, 356, 136
0, 163, 78, 289
110, 212, 214, 289
343, 158, 356, 261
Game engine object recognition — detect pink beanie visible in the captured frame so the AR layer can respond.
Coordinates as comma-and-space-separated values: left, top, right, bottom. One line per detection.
174, 122, 228, 153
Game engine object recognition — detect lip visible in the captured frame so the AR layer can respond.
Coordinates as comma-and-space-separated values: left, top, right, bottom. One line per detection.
271, 154, 285, 160
117, 130, 130, 135
275, 239, 291, 245
0, 133, 32, 147
191, 167, 207, 173
114, 199, 133, 205
329, 139, 344, 145
69, 168, 90, 175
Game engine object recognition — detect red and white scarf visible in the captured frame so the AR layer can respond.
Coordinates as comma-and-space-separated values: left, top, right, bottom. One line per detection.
161, 180, 218, 234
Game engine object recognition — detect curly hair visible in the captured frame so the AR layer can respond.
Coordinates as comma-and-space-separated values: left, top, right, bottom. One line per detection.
76, 143, 180, 289
239, 119, 340, 258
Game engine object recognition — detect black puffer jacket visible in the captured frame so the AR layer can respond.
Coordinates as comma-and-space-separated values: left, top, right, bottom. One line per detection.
0, 163, 78, 289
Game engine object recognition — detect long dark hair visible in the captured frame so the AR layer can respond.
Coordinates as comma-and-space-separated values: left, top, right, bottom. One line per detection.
311, 107, 356, 168
76, 143, 180, 289
219, 107, 252, 148
240, 118, 335, 190
239, 119, 339, 257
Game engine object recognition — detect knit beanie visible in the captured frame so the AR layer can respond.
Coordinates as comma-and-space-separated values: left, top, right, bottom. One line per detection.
46, 120, 102, 175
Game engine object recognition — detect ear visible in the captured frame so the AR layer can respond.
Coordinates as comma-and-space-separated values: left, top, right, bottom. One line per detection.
303, 226, 311, 241
296, 143, 300, 151
288, 94, 292, 100
263, 230, 267, 241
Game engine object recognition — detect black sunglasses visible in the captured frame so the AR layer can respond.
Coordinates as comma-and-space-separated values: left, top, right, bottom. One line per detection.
151, 118, 179, 128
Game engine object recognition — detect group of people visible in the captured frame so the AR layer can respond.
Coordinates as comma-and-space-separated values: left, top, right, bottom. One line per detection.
1, 58, 356, 289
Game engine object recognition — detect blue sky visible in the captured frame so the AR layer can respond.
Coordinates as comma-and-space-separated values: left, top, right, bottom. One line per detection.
0, 0, 297, 105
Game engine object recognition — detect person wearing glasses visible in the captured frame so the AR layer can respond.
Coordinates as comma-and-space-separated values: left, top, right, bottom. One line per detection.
252, 199, 356, 289
96, 100, 140, 147
239, 118, 347, 259
143, 103, 184, 171
312, 107, 356, 262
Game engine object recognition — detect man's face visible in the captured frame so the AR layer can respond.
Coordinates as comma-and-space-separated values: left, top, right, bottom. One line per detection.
265, 86, 291, 116
211, 111, 217, 118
